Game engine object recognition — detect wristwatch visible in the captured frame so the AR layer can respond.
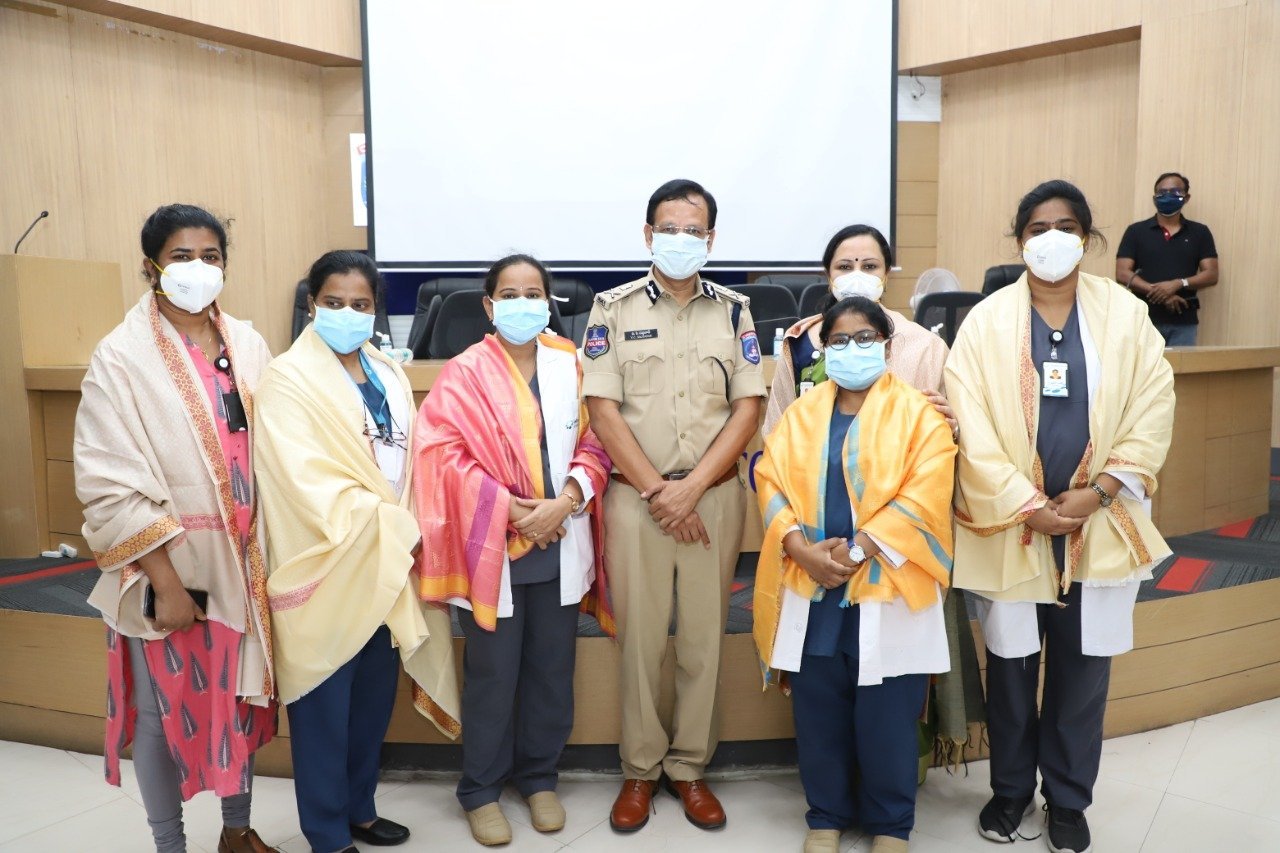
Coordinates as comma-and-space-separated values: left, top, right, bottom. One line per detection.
848, 543, 867, 565
1179, 278, 1191, 294
1090, 482, 1114, 508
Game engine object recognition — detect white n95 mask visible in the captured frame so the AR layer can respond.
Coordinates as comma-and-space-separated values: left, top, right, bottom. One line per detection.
155, 259, 224, 313
831, 270, 885, 302
1021, 230, 1083, 283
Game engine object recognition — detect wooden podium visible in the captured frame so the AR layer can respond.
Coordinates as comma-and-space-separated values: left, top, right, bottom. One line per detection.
0, 254, 123, 558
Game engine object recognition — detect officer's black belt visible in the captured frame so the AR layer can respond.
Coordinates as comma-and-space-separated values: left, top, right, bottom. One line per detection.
610, 466, 738, 493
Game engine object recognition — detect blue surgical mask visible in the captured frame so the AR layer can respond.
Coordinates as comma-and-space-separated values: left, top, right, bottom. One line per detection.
1154, 191, 1186, 216
313, 306, 375, 354
824, 341, 887, 391
491, 297, 550, 345
651, 232, 708, 280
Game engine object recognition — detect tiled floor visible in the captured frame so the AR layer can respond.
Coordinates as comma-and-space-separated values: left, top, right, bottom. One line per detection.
3, 699, 1280, 852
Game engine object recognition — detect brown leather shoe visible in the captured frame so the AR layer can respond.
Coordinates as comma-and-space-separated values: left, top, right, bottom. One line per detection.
217, 826, 279, 852
664, 778, 727, 830
609, 779, 657, 832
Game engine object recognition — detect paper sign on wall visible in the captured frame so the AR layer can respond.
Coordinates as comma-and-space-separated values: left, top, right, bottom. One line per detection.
351, 133, 367, 227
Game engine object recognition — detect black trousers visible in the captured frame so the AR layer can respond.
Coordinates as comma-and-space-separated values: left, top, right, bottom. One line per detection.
456, 578, 580, 811
985, 582, 1111, 811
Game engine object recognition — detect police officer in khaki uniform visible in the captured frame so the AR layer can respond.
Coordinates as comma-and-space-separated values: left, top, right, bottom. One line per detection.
583, 179, 766, 833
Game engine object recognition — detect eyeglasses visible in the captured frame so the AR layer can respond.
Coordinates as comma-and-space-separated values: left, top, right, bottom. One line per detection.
363, 425, 408, 451
1155, 190, 1187, 199
652, 224, 712, 240
825, 331, 884, 351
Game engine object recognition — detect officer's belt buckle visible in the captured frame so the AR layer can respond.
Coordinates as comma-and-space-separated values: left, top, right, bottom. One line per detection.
663, 470, 692, 481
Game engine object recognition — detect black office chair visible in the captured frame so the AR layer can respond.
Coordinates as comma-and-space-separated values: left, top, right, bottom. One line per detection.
799, 283, 831, 318
755, 274, 826, 306
913, 291, 984, 347
551, 277, 594, 314
730, 284, 798, 322
753, 316, 800, 358
407, 277, 483, 358
982, 264, 1025, 296
428, 291, 492, 358
290, 279, 391, 344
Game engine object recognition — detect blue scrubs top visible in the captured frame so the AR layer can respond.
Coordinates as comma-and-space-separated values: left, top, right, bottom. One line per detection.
803, 408, 861, 658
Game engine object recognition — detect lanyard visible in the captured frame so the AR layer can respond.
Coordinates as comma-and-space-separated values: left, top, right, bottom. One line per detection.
352, 351, 393, 433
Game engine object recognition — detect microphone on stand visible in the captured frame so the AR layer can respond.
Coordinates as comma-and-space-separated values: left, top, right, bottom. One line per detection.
13, 210, 49, 254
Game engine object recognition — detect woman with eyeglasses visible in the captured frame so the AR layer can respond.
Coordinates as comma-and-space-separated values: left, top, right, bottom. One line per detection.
253, 250, 460, 853
75, 204, 278, 852
413, 254, 612, 847
754, 297, 957, 853
946, 180, 1174, 853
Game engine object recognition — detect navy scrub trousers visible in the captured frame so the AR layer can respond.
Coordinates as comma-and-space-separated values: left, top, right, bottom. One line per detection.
984, 582, 1111, 810
286, 624, 400, 853
790, 634, 929, 838
455, 579, 580, 811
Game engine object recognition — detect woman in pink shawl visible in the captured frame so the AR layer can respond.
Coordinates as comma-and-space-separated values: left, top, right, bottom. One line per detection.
74, 204, 277, 853
414, 254, 611, 847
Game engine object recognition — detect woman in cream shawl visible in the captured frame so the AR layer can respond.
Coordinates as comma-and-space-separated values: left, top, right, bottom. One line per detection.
75, 204, 277, 853
754, 297, 957, 853
414, 254, 611, 846
944, 181, 1174, 853
253, 251, 459, 853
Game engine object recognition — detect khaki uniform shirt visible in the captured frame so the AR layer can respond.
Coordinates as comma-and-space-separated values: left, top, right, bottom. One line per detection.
581, 269, 767, 475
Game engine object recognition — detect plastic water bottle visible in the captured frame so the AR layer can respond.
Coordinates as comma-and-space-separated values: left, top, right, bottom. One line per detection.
773, 327, 785, 359
378, 332, 394, 354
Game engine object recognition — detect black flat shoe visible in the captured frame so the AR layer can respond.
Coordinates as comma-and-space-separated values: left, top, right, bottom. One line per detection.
350, 817, 410, 846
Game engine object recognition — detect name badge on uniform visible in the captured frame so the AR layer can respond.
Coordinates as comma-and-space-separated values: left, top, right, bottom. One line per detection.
798, 381, 815, 396
624, 329, 658, 341
1042, 362, 1069, 397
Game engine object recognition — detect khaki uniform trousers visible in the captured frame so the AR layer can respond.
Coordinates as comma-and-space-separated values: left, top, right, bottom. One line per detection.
605, 476, 745, 782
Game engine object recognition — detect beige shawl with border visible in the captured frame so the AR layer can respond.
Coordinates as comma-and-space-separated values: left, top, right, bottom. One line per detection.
75, 292, 274, 700
253, 326, 460, 737
944, 272, 1175, 601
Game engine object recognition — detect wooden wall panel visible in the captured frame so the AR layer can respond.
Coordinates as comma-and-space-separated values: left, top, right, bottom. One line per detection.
0, 3, 331, 354
322, 68, 368, 252
899, 0, 1140, 74
937, 42, 1140, 292
61, 0, 361, 64
1131, 2, 1280, 443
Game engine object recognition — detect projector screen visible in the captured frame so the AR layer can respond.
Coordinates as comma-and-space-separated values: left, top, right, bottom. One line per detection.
364, 1, 897, 270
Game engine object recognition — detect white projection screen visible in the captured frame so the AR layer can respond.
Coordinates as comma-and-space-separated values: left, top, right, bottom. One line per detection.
363, 1, 897, 270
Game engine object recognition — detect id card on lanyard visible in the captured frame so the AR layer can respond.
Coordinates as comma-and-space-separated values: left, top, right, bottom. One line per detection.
1042, 328, 1069, 398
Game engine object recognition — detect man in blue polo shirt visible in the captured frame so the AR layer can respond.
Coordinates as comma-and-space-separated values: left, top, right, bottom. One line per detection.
1116, 172, 1220, 346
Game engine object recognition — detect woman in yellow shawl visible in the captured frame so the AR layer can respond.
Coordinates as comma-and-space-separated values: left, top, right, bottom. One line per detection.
754, 297, 957, 853
253, 251, 459, 853
944, 181, 1174, 853
75, 204, 277, 853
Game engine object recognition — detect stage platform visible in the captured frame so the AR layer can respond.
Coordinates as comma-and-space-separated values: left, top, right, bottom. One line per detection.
3, 478, 1280, 777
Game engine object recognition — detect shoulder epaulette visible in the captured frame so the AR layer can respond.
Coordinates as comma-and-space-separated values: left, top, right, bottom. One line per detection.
710, 282, 750, 306
594, 279, 649, 306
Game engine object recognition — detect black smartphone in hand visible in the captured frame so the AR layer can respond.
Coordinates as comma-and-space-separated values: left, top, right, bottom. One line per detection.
143, 585, 209, 620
